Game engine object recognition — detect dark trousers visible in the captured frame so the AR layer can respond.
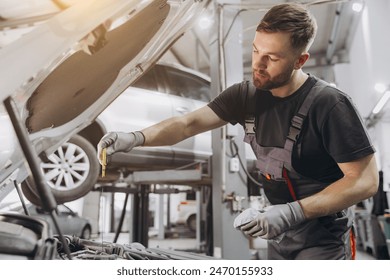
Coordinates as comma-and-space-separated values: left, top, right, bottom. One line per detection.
267, 215, 354, 260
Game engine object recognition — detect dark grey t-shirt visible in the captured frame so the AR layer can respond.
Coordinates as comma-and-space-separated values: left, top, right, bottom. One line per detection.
207, 76, 375, 183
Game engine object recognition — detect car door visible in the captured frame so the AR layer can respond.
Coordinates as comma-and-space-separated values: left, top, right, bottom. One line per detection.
158, 64, 212, 165
98, 67, 173, 133
96, 66, 176, 168
54, 205, 79, 236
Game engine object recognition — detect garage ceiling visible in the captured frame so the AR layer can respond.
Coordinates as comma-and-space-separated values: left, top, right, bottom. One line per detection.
0, 0, 364, 82
162, 0, 364, 82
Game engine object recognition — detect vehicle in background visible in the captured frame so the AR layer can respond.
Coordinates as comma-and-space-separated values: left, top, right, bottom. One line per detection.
12, 204, 92, 239
173, 190, 197, 232
176, 199, 197, 232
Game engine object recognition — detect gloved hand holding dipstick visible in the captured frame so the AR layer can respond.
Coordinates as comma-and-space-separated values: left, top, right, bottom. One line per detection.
233, 201, 306, 240
97, 131, 145, 176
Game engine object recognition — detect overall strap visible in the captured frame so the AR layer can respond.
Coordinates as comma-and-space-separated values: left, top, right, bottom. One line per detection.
282, 79, 329, 201
284, 79, 326, 152
242, 80, 257, 135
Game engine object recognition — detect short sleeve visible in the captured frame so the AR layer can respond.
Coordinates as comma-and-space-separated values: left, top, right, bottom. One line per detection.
321, 94, 375, 163
207, 82, 248, 125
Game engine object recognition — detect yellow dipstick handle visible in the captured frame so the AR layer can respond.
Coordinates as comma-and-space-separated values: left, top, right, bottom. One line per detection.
101, 148, 107, 177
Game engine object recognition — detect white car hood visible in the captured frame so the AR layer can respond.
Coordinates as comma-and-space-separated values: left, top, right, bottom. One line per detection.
0, 0, 209, 199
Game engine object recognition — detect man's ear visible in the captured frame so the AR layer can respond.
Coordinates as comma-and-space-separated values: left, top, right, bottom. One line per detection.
294, 52, 310, 69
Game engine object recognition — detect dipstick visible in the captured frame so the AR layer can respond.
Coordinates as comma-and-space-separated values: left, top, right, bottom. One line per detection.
101, 148, 107, 177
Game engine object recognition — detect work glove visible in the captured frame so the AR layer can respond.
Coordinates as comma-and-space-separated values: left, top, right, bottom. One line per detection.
233, 201, 305, 240
97, 131, 145, 164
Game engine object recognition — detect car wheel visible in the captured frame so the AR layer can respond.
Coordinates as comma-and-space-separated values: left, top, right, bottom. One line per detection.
187, 214, 197, 232
21, 134, 99, 206
81, 225, 92, 239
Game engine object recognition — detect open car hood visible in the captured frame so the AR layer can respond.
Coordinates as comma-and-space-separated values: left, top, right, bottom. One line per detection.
0, 0, 209, 200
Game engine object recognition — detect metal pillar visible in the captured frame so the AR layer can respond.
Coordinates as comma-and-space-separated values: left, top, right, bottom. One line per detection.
209, 1, 251, 259
157, 191, 165, 239
132, 184, 150, 247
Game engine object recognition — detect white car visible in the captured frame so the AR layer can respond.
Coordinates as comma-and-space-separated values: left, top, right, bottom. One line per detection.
94, 61, 213, 173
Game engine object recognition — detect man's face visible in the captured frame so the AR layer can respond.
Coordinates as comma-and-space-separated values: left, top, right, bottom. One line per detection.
252, 31, 299, 90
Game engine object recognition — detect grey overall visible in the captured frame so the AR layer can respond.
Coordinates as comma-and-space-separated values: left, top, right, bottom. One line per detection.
243, 80, 355, 260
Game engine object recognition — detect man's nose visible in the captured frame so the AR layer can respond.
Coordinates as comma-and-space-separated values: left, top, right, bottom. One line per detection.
254, 58, 267, 70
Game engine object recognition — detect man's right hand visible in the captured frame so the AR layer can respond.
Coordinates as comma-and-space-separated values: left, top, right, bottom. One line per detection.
97, 131, 145, 164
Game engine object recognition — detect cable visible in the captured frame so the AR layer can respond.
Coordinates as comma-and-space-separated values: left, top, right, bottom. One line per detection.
222, 9, 245, 43
13, 181, 30, 216
228, 137, 263, 188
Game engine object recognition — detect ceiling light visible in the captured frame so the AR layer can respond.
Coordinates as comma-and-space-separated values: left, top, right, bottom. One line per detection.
374, 83, 387, 93
372, 90, 390, 115
198, 16, 213, 30
352, 2, 364, 13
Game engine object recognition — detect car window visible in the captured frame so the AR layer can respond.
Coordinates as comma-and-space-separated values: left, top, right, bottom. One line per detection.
186, 191, 196, 200
57, 204, 72, 215
132, 68, 158, 91
163, 66, 210, 102
35, 207, 46, 214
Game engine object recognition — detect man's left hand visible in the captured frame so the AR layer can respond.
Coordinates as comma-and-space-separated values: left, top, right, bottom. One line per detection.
236, 201, 306, 239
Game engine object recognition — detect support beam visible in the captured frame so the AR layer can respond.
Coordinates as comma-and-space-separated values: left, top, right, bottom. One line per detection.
132, 184, 150, 247
209, 1, 251, 260
124, 169, 204, 185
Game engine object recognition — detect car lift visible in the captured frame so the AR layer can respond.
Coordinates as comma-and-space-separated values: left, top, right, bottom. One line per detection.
93, 162, 213, 255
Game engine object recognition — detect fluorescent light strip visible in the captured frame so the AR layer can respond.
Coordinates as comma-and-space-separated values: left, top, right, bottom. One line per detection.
372, 90, 390, 115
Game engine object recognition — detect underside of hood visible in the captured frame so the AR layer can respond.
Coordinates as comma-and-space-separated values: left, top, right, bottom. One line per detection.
26, 0, 169, 133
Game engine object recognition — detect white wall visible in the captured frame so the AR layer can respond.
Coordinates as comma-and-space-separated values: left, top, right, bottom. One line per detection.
334, 0, 390, 192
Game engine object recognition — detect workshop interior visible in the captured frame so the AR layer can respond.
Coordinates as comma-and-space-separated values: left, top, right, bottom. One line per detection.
0, 0, 390, 260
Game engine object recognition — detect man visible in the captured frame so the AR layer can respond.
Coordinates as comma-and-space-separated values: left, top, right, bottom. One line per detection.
97, 3, 378, 259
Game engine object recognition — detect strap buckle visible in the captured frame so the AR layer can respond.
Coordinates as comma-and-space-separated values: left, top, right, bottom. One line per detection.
287, 115, 304, 141
245, 115, 256, 135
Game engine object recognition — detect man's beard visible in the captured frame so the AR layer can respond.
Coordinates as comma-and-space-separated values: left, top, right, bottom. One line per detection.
252, 63, 295, 91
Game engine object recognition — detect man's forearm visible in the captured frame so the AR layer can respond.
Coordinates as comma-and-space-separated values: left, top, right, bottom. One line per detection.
140, 106, 227, 147
299, 155, 378, 219
141, 116, 189, 147
300, 177, 373, 219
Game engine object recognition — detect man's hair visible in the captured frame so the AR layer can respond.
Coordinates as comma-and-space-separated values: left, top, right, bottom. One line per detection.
256, 3, 317, 52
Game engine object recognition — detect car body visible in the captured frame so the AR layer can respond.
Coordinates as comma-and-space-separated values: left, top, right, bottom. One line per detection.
0, 0, 210, 205
77, 62, 214, 180
96, 61, 213, 172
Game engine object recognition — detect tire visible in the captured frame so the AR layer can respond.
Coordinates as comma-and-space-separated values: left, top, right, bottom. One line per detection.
21, 134, 99, 206
187, 214, 197, 232
81, 225, 92, 239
